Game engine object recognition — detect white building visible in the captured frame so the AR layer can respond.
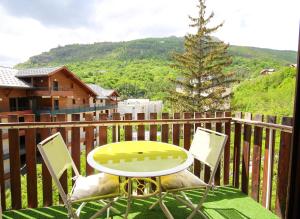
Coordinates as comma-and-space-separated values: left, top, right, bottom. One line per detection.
118, 99, 163, 119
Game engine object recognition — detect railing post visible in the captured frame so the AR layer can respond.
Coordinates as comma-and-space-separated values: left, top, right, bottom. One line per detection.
125, 113, 133, 141
242, 112, 252, 194
204, 112, 212, 183
262, 115, 276, 209
224, 111, 231, 185
85, 113, 94, 175
39, 113, 52, 206
161, 113, 169, 143
56, 114, 68, 202
71, 114, 81, 182
99, 113, 107, 146
275, 117, 293, 218
215, 111, 223, 186
233, 112, 242, 188
172, 113, 180, 146
8, 115, 21, 209
112, 113, 120, 142
251, 114, 263, 202
150, 113, 157, 141
24, 114, 37, 208
183, 112, 192, 150
194, 112, 202, 177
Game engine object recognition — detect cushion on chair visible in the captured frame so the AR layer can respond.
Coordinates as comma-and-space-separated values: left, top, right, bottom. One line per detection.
70, 173, 119, 201
161, 170, 206, 190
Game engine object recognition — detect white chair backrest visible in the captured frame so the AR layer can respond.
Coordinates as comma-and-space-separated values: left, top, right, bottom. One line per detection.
38, 132, 77, 179
189, 127, 227, 170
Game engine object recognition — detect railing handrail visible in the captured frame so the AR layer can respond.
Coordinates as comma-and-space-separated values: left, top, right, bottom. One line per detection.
232, 117, 293, 133
0, 117, 231, 129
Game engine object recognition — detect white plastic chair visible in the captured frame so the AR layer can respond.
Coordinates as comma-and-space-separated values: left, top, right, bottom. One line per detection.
150, 127, 228, 219
38, 132, 121, 219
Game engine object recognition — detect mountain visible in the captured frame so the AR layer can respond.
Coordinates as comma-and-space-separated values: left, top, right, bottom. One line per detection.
15, 37, 297, 114
16, 37, 296, 68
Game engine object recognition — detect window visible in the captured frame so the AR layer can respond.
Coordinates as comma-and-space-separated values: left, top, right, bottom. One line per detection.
73, 99, 76, 104
18, 97, 30, 110
9, 98, 17, 111
54, 99, 59, 110
83, 99, 86, 104
53, 81, 58, 91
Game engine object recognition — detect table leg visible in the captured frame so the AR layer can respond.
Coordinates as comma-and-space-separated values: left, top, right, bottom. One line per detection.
124, 177, 132, 219
158, 177, 174, 219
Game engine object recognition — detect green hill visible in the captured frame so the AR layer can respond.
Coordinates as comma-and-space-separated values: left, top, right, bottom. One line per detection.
17, 37, 296, 69
15, 37, 297, 114
232, 67, 296, 117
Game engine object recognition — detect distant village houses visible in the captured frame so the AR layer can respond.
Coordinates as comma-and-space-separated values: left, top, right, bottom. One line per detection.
118, 99, 163, 120
260, 68, 275, 75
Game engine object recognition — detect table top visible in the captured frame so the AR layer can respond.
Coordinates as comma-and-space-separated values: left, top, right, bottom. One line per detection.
87, 141, 193, 177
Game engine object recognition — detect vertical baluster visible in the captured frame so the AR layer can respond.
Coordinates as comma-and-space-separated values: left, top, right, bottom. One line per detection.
85, 113, 94, 176
8, 115, 21, 209
275, 117, 293, 218
242, 112, 252, 194
56, 114, 68, 202
24, 114, 37, 208
251, 114, 263, 201
40, 114, 52, 206
161, 113, 169, 143
71, 114, 81, 183
224, 111, 231, 185
99, 113, 107, 146
233, 112, 242, 188
204, 112, 212, 183
262, 115, 276, 209
215, 112, 223, 186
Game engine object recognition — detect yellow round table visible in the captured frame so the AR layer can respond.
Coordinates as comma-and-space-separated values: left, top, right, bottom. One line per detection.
87, 141, 193, 219
87, 141, 193, 177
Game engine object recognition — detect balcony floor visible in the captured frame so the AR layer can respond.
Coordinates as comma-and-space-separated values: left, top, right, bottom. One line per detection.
3, 186, 278, 219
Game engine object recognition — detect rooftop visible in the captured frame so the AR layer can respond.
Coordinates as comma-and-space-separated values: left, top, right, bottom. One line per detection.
87, 83, 118, 99
0, 67, 32, 88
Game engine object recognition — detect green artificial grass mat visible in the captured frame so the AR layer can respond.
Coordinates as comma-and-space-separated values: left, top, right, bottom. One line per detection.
3, 186, 278, 219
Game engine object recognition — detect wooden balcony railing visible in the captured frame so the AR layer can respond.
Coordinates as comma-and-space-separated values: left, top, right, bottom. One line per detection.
0, 111, 293, 219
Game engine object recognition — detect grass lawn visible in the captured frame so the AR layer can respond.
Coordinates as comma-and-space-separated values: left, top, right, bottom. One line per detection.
3, 186, 278, 219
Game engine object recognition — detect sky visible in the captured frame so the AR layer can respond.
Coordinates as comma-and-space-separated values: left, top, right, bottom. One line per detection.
0, 0, 299, 67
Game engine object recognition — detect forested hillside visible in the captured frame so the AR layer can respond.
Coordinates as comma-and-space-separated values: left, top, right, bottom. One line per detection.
231, 67, 296, 116
16, 37, 297, 115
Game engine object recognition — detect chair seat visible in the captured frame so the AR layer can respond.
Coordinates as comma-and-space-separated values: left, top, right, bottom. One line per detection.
161, 170, 207, 191
70, 173, 120, 201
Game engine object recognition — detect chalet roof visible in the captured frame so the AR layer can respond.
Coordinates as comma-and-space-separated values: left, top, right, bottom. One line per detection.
0, 67, 32, 88
87, 84, 118, 99
16, 66, 62, 77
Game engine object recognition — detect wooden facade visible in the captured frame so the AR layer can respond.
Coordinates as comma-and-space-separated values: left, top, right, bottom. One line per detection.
0, 67, 97, 115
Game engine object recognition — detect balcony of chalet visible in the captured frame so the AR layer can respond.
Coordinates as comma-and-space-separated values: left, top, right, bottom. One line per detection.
28, 86, 73, 97
0, 111, 293, 219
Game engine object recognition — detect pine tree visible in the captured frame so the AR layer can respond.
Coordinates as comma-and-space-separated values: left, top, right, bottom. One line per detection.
168, 0, 233, 112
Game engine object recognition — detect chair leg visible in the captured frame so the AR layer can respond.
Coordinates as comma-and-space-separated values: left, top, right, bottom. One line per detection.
124, 178, 132, 219
149, 192, 168, 210
75, 202, 87, 217
100, 199, 121, 215
171, 193, 203, 217
90, 201, 113, 219
187, 186, 211, 219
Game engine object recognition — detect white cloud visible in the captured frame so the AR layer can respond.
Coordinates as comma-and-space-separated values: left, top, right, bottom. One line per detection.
0, 0, 299, 67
